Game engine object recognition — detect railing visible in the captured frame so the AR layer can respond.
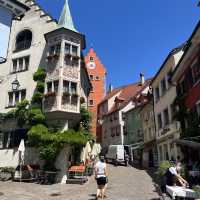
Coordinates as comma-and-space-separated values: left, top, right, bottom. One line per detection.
15, 41, 31, 52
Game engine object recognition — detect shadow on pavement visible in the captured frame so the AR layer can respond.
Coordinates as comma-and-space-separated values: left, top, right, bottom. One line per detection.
0, 192, 4, 196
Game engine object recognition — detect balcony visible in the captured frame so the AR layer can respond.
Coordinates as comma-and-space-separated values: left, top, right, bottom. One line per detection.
158, 121, 181, 138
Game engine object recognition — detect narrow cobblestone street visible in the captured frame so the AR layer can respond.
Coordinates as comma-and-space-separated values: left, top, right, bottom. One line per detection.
0, 165, 160, 200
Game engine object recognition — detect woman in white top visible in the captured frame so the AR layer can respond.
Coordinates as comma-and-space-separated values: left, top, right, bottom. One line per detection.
95, 156, 108, 200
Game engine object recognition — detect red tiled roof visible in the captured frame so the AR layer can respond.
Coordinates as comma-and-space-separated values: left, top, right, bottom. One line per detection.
99, 79, 152, 115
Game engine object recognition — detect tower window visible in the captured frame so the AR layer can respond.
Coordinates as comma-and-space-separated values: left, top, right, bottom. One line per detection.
89, 100, 94, 106
15, 30, 32, 51
89, 75, 94, 80
90, 57, 94, 62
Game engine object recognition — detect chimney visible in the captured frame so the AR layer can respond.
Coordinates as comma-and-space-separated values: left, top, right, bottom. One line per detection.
108, 84, 113, 93
140, 73, 145, 85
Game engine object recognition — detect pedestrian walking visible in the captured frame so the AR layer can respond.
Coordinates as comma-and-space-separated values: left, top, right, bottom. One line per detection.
95, 156, 108, 200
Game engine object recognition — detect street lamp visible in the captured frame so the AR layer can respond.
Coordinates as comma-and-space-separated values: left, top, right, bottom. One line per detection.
12, 77, 20, 91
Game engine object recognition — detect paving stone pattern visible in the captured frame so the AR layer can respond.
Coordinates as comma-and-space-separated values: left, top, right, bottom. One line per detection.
0, 165, 160, 200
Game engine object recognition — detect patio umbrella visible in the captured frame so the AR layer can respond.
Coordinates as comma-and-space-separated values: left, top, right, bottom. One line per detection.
91, 143, 102, 158
18, 139, 25, 181
80, 142, 92, 164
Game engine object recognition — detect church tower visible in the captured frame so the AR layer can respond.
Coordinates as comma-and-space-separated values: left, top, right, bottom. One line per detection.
85, 48, 106, 138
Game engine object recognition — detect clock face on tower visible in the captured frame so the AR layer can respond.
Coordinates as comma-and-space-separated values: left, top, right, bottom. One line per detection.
87, 62, 96, 69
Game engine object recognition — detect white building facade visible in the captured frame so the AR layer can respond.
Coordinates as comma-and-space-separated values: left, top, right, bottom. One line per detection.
152, 46, 184, 163
0, 0, 91, 168
0, 0, 28, 63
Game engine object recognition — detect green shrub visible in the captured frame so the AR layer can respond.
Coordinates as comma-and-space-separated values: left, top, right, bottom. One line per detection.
28, 124, 48, 146
0, 167, 15, 173
4, 109, 16, 119
32, 92, 43, 104
193, 186, 200, 198
15, 100, 29, 127
33, 68, 46, 82
156, 161, 172, 177
36, 81, 45, 93
28, 108, 45, 125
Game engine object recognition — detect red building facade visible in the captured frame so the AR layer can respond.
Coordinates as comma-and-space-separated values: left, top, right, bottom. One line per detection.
85, 48, 106, 138
172, 21, 200, 113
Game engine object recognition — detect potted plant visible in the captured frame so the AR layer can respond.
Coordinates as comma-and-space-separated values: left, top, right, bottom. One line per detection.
0, 167, 15, 181
72, 93, 79, 98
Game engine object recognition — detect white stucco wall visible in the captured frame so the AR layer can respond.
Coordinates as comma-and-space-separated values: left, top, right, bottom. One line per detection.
0, 3, 57, 113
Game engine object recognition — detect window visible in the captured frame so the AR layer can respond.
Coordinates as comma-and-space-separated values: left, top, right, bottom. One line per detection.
71, 82, 77, 94
50, 46, 55, 55
65, 43, 70, 54
12, 56, 30, 73
18, 58, 23, 71
116, 126, 120, 136
155, 87, 160, 102
15, 30, 32, 51
53, 81, 59, 93
96, 76, 100, 80
192, 58, 200, 84
123, 126, 127, 135
157, 113, 162, 129
55, 43, 61, 54
89, 75, 94, 80
63, 80, 69, 93
0, 132, 3, 149
163, 108, 169, 126
72, 58, 79, 67
47, 82, 52, 93
7, 89, 26, 107
13, 59, 17, 72
72, 45, 78, 56
167, 70, 173, 87
161, 77, 167, 95
90, 57, 94, 62
89, 99, 94, 106
90, 87, 94, 93
196, 102, 200, 117
0, 130, 27, 149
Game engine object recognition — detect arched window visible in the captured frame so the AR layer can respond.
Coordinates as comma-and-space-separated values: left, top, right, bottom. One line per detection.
15, 30, 32, 51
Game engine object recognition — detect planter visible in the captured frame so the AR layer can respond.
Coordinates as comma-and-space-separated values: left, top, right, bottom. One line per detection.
63, 92, 70, 97
53, 54, 59, 60
72, 93, 79, 98
44, 92, 56, 98
44, 171, 57, 184
0, 172, 13, 181
65, 54, 71, 59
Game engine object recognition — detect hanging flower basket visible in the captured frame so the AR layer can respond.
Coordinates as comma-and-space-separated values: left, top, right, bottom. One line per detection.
47, 55, 53, 60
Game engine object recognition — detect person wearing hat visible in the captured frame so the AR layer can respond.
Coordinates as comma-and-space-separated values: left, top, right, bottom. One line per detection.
94, 156, 108, 199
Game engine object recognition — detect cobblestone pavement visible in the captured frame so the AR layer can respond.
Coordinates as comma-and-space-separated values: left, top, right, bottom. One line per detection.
0, 165, 160, 200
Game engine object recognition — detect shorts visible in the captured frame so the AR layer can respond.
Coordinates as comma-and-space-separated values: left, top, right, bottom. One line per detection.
96, 177, 107, 186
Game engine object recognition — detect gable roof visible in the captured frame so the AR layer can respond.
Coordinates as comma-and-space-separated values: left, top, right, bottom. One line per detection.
99, 78, 152, 115
151, 43, 186, 85
171, 20, 200, 82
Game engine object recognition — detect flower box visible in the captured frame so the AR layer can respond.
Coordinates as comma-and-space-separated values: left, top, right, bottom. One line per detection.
65, 54, 71, 58
53, 54, 59, 60
44, 92, 56, 98
72, 93, 79, 98
63, 91, 70, 97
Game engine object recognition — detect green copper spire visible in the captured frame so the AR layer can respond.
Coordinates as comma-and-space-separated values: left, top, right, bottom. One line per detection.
58, 0, 77, 32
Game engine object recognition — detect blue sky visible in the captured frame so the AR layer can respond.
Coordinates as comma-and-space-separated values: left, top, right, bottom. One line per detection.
36, 0, 200, 88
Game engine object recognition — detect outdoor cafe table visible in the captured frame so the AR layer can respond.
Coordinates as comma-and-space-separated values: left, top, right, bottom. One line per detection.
166, 185, 197, 199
